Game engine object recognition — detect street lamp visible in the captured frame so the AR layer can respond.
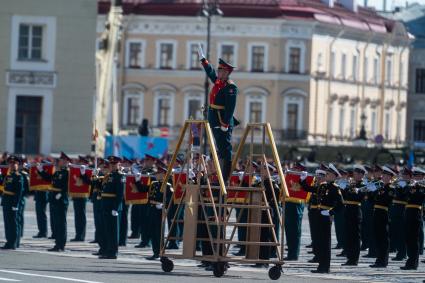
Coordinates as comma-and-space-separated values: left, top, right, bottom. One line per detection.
358, 113, 367, 140
200, 0, 223, 154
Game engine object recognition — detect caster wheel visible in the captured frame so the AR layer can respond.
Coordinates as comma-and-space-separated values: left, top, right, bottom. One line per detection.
213, 262, 225, 278
161, 257, 174, 272
268, 265, 282, 280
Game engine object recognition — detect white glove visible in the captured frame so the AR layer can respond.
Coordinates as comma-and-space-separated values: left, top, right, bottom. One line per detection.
80, 165, 86, 175
155, 203, 163, 210
23, 163, 30, 170
112, 210, 119, 216
300, 171, 308, 181
197, 43, 205, 60
220, 126, 228, 132
320, 210, 330, 216
367, 182, 377, 192
135, 172, 141, 182
12, 207, 18, 211
55, 193, 62, 200
37, 164, 43, 172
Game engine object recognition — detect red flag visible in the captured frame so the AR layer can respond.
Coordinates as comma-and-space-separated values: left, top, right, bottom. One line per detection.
173, 172, 187, 204
227, 174, 250, 203
29, 164, 55, 191
284, 172, 313, 202
0, 165, 9, 194
124, 174, 149, 205
68, 165, 93, 198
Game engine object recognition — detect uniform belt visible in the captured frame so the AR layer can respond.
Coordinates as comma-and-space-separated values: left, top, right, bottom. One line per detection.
50, 188, 61, 192
2, 191, 16, 196
392, 200, 407, 205
101, 193, 116, 198
286, 197, 305, 204
405, 204, 422, 210
149, 200, 162, 205
374, 204, 388, 211
344, 200, 361, 206
209, 104, 224, 110
319, 205, 332, 210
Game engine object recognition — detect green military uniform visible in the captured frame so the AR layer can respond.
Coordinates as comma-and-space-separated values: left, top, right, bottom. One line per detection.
17, 168, 29, 247
0, 158, 24, 249
201, 58, 238, 181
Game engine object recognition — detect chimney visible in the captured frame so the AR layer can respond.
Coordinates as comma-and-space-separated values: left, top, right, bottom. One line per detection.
321, 0, 334, 8
340, 0, 358, 12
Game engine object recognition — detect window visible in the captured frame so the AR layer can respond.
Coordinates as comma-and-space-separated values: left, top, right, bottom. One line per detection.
251, 45, 265, 72
341, 53, 346, 79
188, 43, 203, 70
384, 111, 391, 139
14, 96, 42, 154
158, 98, 170, 126
317, 52, 323, 71
371, 110, 377, 137
386, 57, 392, 84
364, 56, 368, 82
153, 89, 175, 127
352, 55, 358, 81
158, 42, 175, 69
287, 103, 298, 130
125, 96, 140, 126
396, 112, 402, 142
416, 68, 425, 94
289, 47, 301, 73
18, 24, 43, 60
331, 51, 336, 78
127, 41, 144, 68
339, 106, 345, 137
220, 44, 235, 66
249, 101, 262, 123
414, 120, 425, 142
373, 57, 380, 84
350, 107, 356, 138
328, 104, 334, 136
245, 95, 266, 123
188, 99, 201, 119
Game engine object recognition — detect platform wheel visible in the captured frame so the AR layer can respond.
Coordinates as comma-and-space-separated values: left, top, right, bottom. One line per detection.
213, 262, 225, 278
268, 265, 282, 280
160, 257, 174, 272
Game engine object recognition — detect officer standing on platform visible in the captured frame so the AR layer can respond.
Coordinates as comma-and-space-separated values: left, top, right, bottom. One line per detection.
99, 156, 125, 259
38, 152, 71, 252
0, 156, 24, 250
198, 45, 239, 182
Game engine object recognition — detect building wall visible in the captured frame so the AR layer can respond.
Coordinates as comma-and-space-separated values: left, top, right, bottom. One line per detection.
0, 0, 97, 155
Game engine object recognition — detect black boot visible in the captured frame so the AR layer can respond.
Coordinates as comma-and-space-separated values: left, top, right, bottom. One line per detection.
222, 160, 232, 183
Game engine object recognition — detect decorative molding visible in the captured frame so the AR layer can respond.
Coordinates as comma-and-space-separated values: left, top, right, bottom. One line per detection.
349, 97, 360, 106
384, 100, 395, 109
6, 70, 57, 88
338, 95, 349, 105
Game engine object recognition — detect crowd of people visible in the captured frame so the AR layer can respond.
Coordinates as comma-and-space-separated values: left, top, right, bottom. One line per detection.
0, 151, 424, 275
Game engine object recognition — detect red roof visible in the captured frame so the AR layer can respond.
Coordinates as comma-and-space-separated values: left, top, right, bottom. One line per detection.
98, 0, 397, 33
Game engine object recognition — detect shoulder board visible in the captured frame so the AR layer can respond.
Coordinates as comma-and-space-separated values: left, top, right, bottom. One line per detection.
21, 171, 28, 176
167, 182, 172, 187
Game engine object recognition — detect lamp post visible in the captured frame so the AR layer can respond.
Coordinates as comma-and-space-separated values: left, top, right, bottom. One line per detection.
358, 113, 367, 140
200, 1, 223, 154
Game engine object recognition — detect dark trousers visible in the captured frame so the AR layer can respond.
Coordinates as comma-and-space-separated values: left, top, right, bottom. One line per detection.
344, 206, 362, 263
130, 204, 141, 237
35, 197, 48, 236
2, 206, 18, 248
316, 213, 332, 272
53, 202, 68, 249
405, 208, 422, 268
18, 199, 25, 239
212, 127, 233, 161
285, 202, 304, 259
49, 202, 56, 238
73, 198, 87, 240
140, 204, 150, 245
147, 205, 162, 256
373, 209, 389, 266
197, 205, 213, 256
334, 207, 345, 248
308, 208, 320, 257
259, 211, 272, 260
102, 209, 119, 257
93, 200, 102, 242
390, 204, 406, 258
119, 204, 128, 245
167, 202, 182, 247
236, 208, 247, 250
362, 200, 376, 255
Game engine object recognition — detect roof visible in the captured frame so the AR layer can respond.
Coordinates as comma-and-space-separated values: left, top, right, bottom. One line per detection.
98, 0, 398, 34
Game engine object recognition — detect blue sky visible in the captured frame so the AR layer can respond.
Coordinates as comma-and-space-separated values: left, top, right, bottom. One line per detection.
359, 0, 425, 10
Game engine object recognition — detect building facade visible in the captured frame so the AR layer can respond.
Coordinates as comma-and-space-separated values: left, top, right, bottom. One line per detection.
98, 0, 410, 148
389, 4, 425, 148
0, 0, 97, 155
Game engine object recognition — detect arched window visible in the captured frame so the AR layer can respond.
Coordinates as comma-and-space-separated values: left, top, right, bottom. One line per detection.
282, 88, 306, 139
122, 86, 144, 126
244, 87, 268, 124
183, 86, 204, 121
153, 86, 176, 127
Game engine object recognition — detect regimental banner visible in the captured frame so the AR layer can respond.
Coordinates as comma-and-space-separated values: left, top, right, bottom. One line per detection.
68, 165, 93, 198
124, 174, 149, 205
172, 172, 187, 204
29, 164, 55, 191
284, 172, 313, 202
0, 165, 9, 194
228, 174, 251, 203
